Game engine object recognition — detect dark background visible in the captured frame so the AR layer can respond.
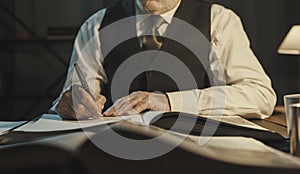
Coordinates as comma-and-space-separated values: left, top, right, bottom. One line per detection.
0, 0, 299, 120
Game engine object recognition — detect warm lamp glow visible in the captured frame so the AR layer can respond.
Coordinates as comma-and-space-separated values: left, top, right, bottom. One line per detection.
278, 25, 300, 55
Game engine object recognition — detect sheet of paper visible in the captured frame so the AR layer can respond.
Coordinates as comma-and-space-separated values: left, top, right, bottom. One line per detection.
139, 111, 268, 131
0, 121, 27, 134
204, 115, 268, 131
15, 114, 129, 132
125, 112, 268, 131
195, 136, 272, 151
13, 112, 267, 133
118, 111, 164, 125
141, 111, 165, 125
187, 136, 300, 168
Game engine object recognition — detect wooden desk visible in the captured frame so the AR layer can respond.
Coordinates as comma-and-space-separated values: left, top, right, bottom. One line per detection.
252, 114, 287, 138
0, 120, 300, 174
250, 114, 289, 152
0, 113, 298, 174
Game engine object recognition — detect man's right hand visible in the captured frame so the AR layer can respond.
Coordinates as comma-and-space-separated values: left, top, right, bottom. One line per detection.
56, 85, 106, 120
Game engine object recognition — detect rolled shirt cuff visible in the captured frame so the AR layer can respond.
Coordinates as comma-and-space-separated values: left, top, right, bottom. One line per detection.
166, 90, 200, 115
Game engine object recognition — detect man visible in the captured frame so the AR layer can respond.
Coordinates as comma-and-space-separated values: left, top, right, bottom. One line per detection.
52, 0, 276, 120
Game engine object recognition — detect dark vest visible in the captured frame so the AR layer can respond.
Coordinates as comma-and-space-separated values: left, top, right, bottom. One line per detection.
100, 0, 212, 108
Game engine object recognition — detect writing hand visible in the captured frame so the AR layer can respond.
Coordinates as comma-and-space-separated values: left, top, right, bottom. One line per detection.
103, 91, 170, 117
56, 84, 106, 120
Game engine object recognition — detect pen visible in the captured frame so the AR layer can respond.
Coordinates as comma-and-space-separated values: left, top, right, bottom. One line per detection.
74, 63, 94, 99
74, 63, 104, 118
0, 116, 41, 136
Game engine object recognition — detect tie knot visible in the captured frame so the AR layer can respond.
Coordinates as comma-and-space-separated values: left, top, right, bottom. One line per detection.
140, 15, 166, 50
142, 15, 166, 30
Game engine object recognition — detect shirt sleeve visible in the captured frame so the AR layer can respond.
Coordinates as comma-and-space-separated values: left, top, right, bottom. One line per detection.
49, 9, 107, 113
166, 5, 276, 119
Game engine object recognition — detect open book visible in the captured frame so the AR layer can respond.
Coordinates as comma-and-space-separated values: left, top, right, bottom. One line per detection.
13, 111, 286, 143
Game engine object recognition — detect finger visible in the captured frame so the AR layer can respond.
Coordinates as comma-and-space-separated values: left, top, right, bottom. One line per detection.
111, 94, 148, 116
103, 96, 131, 116
95, 95, 106, 113
73, 86, 102, 118
132, 100, 149, 114
104, 95, 139, 116
114, 99, 149, 116
95, 100, 104, 113
104, 92, 146, 116
110, 101, 138, 116
96, 95, 106, 105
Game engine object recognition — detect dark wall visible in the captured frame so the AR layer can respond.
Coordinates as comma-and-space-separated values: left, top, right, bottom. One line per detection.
0, 0, 108, 120
0, 0, 15, 119
0, 0, 299, 120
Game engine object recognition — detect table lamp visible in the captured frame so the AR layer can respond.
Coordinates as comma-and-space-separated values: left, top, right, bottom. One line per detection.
278, 25, 300, 92
278, 25, 300, 55
278, 25, 300, 143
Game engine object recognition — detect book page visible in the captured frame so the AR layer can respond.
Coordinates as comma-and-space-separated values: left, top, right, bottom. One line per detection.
127, 112, 268, 131
204, 116, 268, 131
141, 111, 165, 125
187, 136, 300, 168
15, 114, 129, 132
139, 111, 268, 131
120, 111, 164, 125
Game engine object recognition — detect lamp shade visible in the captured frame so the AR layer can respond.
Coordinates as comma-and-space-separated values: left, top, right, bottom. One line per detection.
278, 25, 300, 55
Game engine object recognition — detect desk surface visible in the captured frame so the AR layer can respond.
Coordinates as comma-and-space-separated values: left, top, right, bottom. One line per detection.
0, 122, 299, 172
252, 114, 288, 138
0, 114, 297, 174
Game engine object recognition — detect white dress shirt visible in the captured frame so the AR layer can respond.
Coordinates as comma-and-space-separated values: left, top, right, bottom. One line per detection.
51, 2, 276, 119
135, 0, 181, 37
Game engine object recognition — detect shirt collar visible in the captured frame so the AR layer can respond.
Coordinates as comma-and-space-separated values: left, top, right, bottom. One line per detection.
135, 0, 181, 25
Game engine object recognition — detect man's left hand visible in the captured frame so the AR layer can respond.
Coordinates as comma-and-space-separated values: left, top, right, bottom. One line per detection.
103, 91, 171, 117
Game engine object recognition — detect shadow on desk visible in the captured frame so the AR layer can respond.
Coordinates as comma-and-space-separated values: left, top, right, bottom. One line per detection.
0, 122, 299, 174
250, 114, 289, 151
0, 144, 85, 174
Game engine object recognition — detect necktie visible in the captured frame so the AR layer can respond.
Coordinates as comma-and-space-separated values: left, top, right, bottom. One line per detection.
141, 15, 166, 50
